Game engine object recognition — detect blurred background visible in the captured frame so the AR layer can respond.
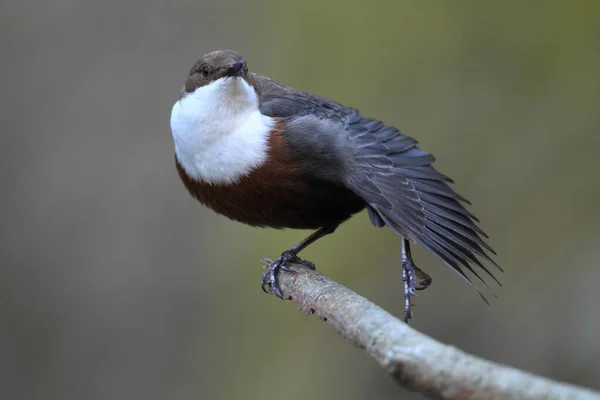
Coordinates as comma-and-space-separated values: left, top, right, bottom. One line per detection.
2, 1, 599, 399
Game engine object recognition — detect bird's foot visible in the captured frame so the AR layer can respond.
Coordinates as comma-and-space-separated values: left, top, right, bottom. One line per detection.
414, 265, 432, 291
260, 251, 315, 298
402, 261, 432, 323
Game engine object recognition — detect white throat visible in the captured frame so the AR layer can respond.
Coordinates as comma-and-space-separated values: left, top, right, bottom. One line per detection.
170, 77, 274, 185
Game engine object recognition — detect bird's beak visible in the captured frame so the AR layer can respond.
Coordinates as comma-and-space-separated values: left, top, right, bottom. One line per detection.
226, 60, 246, 77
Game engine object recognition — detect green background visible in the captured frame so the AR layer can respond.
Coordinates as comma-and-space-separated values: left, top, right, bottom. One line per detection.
2, 1, 599, 399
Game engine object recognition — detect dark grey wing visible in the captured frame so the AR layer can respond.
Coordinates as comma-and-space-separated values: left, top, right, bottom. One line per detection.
344, 116, 502, 288
255, 74, 351, 120
256, 73, 363, 181
255, 74, 501, 288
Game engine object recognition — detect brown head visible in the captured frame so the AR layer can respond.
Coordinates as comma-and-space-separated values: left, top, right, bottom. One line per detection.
183, 49, 252, 94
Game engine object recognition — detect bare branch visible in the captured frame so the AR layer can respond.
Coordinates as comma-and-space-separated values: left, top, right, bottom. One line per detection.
261, 259, 600, 400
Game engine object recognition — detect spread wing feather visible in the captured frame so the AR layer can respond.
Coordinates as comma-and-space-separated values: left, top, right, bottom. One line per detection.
345, 116, 502, 288
254, 73, 501, 288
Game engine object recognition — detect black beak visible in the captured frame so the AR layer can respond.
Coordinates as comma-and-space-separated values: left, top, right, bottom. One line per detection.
227, 60, 246, 77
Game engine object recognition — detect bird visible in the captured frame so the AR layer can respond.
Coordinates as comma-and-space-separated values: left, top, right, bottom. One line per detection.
169, 49, 502, 322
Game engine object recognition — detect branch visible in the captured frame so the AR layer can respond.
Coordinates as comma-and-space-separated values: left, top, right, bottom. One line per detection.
260, 259, 600, 400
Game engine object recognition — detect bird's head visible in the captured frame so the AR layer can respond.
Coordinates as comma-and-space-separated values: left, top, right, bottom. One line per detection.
182, 49, 252, 94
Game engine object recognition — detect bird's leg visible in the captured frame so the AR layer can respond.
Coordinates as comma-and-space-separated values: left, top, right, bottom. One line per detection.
261, 226, 337, 298
401, 238, 432, 323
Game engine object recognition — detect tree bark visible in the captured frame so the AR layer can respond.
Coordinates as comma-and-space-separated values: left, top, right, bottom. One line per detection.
261, 259, 600, 400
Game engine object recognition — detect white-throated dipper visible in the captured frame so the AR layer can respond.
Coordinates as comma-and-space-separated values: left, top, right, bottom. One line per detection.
169, 49, 501, 322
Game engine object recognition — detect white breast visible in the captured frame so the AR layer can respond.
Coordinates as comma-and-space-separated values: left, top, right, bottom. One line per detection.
170, 77, 275, 185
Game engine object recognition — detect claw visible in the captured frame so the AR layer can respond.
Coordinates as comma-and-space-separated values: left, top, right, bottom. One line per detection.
259, 227, 333, 298
279, 264, 296, 273
269, 272, 283, 298
260, 270, 272, 294
403, 269, 414, 322
260, 257, 286, 298
414, 266, 432, 290
260, 251, 316, 298
298, 259, 316, 270
401, 239, 431, 323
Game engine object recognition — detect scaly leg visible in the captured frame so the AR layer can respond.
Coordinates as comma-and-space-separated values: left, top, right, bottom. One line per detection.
261, 226, 337, 298
402, 238, 432, 323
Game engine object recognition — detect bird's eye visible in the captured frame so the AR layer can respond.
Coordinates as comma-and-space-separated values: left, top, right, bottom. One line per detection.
201, 66, 211, 76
